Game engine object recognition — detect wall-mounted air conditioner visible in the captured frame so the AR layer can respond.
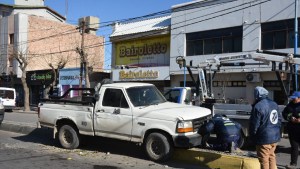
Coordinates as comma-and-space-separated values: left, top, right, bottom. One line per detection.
246, 73, 261, 82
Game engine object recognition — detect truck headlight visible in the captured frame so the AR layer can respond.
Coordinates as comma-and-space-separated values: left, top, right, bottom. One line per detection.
177, 121, 193, 133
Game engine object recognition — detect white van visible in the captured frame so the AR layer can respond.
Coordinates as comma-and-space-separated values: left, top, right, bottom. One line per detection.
0, 87, 16, 111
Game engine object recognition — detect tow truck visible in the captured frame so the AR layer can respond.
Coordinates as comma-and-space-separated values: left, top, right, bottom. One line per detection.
164, 50, 300, 147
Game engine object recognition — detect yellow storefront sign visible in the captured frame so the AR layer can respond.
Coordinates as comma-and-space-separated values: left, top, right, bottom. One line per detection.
115, 36, 170, 67
119, 70, 159, 79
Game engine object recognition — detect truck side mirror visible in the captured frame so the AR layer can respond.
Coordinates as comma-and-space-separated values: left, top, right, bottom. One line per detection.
94, 94, 100, 101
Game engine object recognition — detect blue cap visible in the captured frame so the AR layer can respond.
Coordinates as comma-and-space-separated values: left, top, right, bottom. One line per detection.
289, 91, 300, 99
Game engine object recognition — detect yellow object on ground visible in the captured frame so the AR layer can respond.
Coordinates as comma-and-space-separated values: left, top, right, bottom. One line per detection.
173, 148, 260, 169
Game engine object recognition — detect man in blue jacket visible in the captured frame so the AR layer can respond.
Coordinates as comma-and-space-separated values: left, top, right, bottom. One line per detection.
199, 114, 242, 153
249, 86, 282, 169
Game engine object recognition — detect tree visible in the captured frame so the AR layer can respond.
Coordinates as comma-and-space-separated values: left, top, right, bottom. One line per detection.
11, 50, 30, 112
44, 58, 67, 99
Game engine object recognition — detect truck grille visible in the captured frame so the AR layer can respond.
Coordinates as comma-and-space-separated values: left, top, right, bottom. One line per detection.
193, 115, 211, 132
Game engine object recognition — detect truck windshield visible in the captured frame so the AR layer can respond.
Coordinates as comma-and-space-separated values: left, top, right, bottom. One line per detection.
126, 86, 166, 107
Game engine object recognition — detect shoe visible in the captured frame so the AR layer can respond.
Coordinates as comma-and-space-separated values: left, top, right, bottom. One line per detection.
286, 164, 297, 169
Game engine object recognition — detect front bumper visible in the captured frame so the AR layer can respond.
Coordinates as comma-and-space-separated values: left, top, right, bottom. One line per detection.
173, 133, 202, 148
3, 106, 14, 110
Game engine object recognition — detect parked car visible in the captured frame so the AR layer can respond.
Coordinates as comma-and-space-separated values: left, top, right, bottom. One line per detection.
0, 101, 4, 125
0, 87, 16, 111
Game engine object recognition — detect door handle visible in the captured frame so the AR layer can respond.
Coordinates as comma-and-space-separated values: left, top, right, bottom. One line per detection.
96, 109, 105, 112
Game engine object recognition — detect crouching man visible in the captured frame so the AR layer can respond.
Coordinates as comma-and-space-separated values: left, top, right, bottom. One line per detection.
199, 114, 242, 153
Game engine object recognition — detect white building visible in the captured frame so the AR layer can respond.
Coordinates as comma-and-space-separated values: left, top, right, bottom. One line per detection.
110, 16, 172, 91
170, 0, 300, 104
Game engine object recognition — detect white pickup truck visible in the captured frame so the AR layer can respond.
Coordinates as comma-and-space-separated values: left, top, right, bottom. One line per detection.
38, 80, 211, 161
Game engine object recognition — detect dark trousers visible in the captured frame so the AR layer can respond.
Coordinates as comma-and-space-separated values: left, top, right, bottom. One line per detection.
213, 135, 239, 151
288, 131, 300, 165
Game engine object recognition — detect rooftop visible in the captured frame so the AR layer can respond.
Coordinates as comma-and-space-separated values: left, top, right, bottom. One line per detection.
0, 3, 65, 21
110, 15, 171, 37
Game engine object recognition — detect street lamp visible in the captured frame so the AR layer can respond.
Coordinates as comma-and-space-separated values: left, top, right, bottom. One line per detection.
176, 56, 187, 87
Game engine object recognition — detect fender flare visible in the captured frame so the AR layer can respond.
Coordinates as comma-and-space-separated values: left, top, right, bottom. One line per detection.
53, 116, 77, 139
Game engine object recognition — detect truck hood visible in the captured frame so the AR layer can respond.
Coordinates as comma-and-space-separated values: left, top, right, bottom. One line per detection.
135, 102, 211, 121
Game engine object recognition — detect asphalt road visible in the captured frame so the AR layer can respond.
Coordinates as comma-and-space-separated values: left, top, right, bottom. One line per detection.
0, 129, 209, 169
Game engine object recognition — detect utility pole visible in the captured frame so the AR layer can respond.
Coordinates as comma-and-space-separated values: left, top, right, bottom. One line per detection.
77, 16, 99, 90
78, 20, 85, 90
77, 20, 91, 90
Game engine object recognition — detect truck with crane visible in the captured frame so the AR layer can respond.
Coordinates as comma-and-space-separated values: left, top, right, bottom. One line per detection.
164, 50, 300, 147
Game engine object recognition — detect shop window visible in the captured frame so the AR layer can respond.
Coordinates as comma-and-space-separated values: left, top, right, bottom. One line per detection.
261, 18, 300, 50
213, 81, 246, 87
263, 81, 281, 87
262, 32, 273, 49
233, 36, 242, 52
187, 40, 203, 55
9, 34, 14, 44
186, 26, 243, 56
179, 81, 196, 87
204, 39, 213, 54
223, 38, 233, 53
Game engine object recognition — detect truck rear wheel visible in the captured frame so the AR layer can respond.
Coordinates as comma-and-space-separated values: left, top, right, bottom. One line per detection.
58, 125, 80, 149
144, 132, 173, 162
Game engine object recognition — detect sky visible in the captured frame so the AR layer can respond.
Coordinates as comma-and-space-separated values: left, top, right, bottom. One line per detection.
0, 0, 193, 70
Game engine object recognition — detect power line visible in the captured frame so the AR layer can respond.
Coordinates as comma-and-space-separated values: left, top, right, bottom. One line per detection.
1, 0, 273, 65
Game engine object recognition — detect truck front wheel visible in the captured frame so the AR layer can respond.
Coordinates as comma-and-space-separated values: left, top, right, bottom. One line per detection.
144, 132, 173, 162
58, 125, 80, 149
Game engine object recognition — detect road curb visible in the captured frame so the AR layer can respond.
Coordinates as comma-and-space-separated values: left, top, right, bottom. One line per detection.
0, 120, 37, 134
173, 148, 260, 169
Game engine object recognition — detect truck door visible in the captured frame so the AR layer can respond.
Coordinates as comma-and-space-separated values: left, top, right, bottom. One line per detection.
94, 88, 132, 141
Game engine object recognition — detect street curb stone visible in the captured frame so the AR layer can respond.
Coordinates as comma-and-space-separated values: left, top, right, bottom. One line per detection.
0, 120, 37, 134
173, 148, 260, 169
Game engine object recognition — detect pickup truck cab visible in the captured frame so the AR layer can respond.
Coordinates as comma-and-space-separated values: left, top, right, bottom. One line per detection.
38, 81, 211, 161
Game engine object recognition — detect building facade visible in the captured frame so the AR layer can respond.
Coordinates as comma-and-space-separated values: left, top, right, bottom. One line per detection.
170, 0, 300, 104
110, 16, 172, 91
0, 0, 105, 105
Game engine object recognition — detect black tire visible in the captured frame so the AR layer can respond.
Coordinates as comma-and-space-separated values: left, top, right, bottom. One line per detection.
144, 132, 173, 162
237, 132, 246, 148
58, 125, 80, 149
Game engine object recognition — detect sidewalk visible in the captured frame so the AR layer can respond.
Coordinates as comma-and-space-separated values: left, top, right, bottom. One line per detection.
1, 108, 38, 134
